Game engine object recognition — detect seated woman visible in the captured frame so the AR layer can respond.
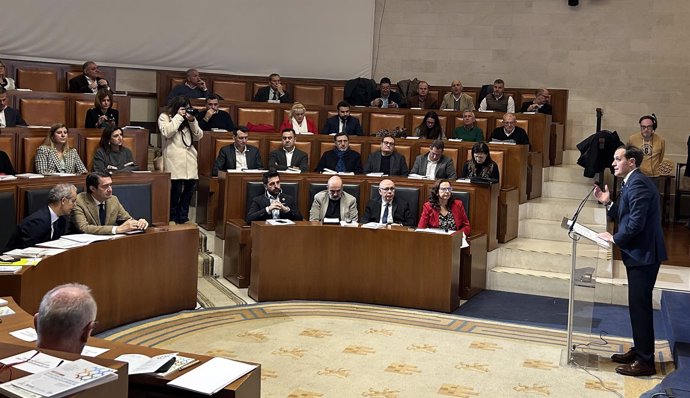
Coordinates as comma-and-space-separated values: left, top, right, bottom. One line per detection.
279, 102, 316, 134
418, 179, 471, 236
0, 149, 15, 175
414, 111, 445, 140
0, 60, 16, 90
85, 89, 119, 128
461, 142, 499, 181
452, 111, 484, 141
35, 123, 87, 175
92, 125, 139, 173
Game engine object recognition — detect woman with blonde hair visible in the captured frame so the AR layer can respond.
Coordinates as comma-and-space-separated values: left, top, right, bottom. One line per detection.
35, 123, 87, 174
279, 102, 316, 134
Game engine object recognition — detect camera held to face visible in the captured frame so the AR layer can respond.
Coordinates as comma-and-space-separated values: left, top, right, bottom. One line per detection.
184, 106, 198, 117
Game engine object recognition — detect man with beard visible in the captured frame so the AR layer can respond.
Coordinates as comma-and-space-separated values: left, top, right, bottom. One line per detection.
245, 170, 302, 223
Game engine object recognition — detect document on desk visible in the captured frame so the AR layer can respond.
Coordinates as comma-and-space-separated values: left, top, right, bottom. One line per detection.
115, 352, 177, 375
9, 327, 37, 342
35, 238, 85, 249
167, 357, 257, 395
61, 234, 115, 244
3, 247, 67, 258
80, 346, 109, 358
0, 350, 65, 374
415, 228, 469, 248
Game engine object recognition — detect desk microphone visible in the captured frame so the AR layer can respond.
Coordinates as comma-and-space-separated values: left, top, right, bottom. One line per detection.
569, 183, 598, 234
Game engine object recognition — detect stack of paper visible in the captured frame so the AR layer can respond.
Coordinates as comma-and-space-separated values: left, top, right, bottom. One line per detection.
167, 357, 256, 395
114, 352, 177, 375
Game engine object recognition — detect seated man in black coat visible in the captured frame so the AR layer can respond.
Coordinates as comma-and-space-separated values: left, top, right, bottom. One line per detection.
519, 88, 552, 115
245, 171, 302, 223
253, 73, 291, 103
490, 113, 530, 147
364, 134, 409, 176
197, 95, 235, 131
315, 132, 363, 174
321, 101, 364, 136
68, 61, 110, 93
6, 183, 77, 250
0, 87, 27, 127
360, 179, 415, 226
267, 128, 309, 172
167, 69, 211, 102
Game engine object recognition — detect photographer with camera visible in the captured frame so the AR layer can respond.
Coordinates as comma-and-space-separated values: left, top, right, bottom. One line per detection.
85, 89, 119, 128
158, 95, 203, 224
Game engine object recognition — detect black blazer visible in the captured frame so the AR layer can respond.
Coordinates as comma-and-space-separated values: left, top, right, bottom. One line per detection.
6, 207, 67, 250
2, 107, 27, 127
0, 150, 16, 175
519, 101, 552, 115
245, 192, 303, 223
197, 110, 235, 131
321, 116, 364, 136
68, 75, 108, 93
85, 107, 119, 128
360, 197, 415, 226
364, 151, 409, 176
268, 148, 309, 172
253, 86, 291, 103
315, 149, 363, 174
370, 90, 404, 107
212, 144, 264, 176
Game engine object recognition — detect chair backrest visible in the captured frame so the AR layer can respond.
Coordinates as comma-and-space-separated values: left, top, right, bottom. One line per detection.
84, 136, 136, 171
237, 107, 277, 128
23, 188, 51, 217
369, 143, 412, 169
0, 191, 16, 250
0, 136, 14, 167
19, 98, 67, 126
16, 68, 58, 92
281, 110, 320, 133
319, 142, 362, 157
331, 86, 344, 105
412, 114, 448, 135
368, 113, 407, 136
520, 93, 536, 106
292, 84, 326, 105
368, 184, 421, 222
452, 191, 471, 223
308, 182, 360, 208
113, 184, 152, 221
65, 71, 82, 89
170, 78, 185, 92
212, 80, 248, 102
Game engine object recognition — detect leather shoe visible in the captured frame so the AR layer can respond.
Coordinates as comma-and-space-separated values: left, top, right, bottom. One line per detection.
611, 349, 637, 364
615, 360, 656, 377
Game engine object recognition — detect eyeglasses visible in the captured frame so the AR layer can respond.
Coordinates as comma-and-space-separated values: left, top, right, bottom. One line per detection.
640, 125, 654, 130
379, 187, 395, 192
439, 187, 453, 192
382, 141, 395, 146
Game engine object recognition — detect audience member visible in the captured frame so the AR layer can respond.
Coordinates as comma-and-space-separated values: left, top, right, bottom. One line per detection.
519, 88, 552, 114
279, 102, 316, 134
197, 94, 235, 131
439, 80, 475, 111
321, 101, 364, 136
85, 89, 118, 129
0, 60, 16, 90
315, 132, 363, 174
245, 171, 303, 223
410, 140, 457, 179
490, 113, 530, 146
461, 142, 499, 181
68, 61, 109, 93
418, 179, 471, 235
364, 134, 409, 176
309, 175, 358, 222
268, 128, 309, 172
0, 87, 27, 127
627, 114, 665, 177
35, 123, 88, 175
0, 149, 14, 175
360, 179, 415, 226
478, 79, 515, 113
167, 69, 210, 101
34, 283, 97, 354
404, 81, 437, 109
370, 77, 402, 108
452, 110, 484, 141
72, 171, 148, 234
254, 73, 291, 103
414, 111, 445, 140
6, 184, 76, 250
92, 125, 138, 173
212, 126, 263, 176
158, 96, 203, 224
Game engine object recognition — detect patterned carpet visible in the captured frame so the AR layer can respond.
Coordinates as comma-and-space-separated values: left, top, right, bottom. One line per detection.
104, 302, 672, 397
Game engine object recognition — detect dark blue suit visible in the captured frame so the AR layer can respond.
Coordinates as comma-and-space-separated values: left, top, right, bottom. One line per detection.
6, 207, 67, 250
608, 168, 667, 363
321, 116, 363, 136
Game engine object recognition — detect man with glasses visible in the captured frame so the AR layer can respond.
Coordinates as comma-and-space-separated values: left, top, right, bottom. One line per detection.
268, 128, 309, 172
254, 73, 291, 103
519, 88, 552, 115
315, 132, 363, 174
360, 179, 415, 226
490, 113, 530, 146
364, 134, 409, 176
212, 126, 264, 176
627, 114, 665, 177
308, 175, 358, 222
197, 94, 235, 131
246, 171, 302, 223
410, 140, 457, 179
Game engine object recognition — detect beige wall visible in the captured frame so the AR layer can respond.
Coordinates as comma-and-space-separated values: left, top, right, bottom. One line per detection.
373, 0, 689, 163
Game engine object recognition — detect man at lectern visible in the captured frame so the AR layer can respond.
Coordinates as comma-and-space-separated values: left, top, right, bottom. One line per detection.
245, 171, 302, 223
594, 145, 667, 377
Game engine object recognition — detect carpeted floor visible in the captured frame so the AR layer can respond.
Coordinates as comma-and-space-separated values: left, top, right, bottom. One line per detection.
104, 301, 672, 397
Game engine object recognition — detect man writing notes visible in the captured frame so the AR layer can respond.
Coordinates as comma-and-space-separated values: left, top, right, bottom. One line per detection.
360, 179, 415, 226
594, 145, 667, 377
245, 171, 303, 223
71, 172, 149, 234
309, 175, 358, 222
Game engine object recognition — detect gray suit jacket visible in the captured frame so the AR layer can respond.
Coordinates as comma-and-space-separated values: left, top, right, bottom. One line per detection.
364, 151, 409, 176
71, 192, 132, 234
309, 191, 358, 222
267, 148, 309, 172
410, 154, 457, 179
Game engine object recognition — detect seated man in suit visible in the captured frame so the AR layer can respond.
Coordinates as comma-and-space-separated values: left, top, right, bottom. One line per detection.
315, 132, 363, 174
519, 88, 552, 115
68, 61, 110, 93
197, 94, 235, 131
321, 101, 364, 136
268, 128, 309, 172
309, 175, 358, 222
34, 283, 97, 354
360, 179, 415, 226
410, 140, 457, 179
212, 126, 264, 176
5, 183, 76, 250
71, 171, 148, 235
369, 77, 402, 108
253, 73, 291, 103
364, 134, 409, 176
0, 87, 27, 127
167, 68, 211, 102
246, 171, 303, 223
490, 112, 530, 147
404, 81, 437, 109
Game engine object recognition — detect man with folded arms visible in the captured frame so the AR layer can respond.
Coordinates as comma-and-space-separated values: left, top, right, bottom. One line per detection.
364, 134, 409, 176
212, 126, 264, 176
315, 132, 363, 174
360, 179, 415, 226
71, 171, 148, 235
35, 283, 97, 354
268, 128, 309, 172
246, 171, 302, 223
309, 175, 358, 222
410, 140, 457, 179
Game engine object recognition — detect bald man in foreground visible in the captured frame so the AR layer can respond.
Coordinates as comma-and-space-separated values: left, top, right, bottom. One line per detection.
308, 175, 358, 222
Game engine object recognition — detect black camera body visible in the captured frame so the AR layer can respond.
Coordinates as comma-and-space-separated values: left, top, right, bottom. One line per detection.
185, 106, 198, 117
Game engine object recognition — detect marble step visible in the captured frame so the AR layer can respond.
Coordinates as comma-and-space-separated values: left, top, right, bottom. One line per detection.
497, 238, 606, 275
518, 218, 605, 242
542, 180, 599, 200
562, 150, 581, 165
520, 197, 606, 224
544, 165, 593, 183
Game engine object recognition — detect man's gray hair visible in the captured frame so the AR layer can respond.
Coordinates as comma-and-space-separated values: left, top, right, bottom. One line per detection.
36, 283, 97, 343
47, 184, 76, 205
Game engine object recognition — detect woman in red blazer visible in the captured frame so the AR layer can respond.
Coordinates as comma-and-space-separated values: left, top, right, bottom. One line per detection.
418, 179, 471, 236
279, 102, 316, 134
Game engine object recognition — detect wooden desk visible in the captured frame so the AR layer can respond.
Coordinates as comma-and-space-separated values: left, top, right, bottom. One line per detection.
249, 222, 463, 312
0, 225, 198, 333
